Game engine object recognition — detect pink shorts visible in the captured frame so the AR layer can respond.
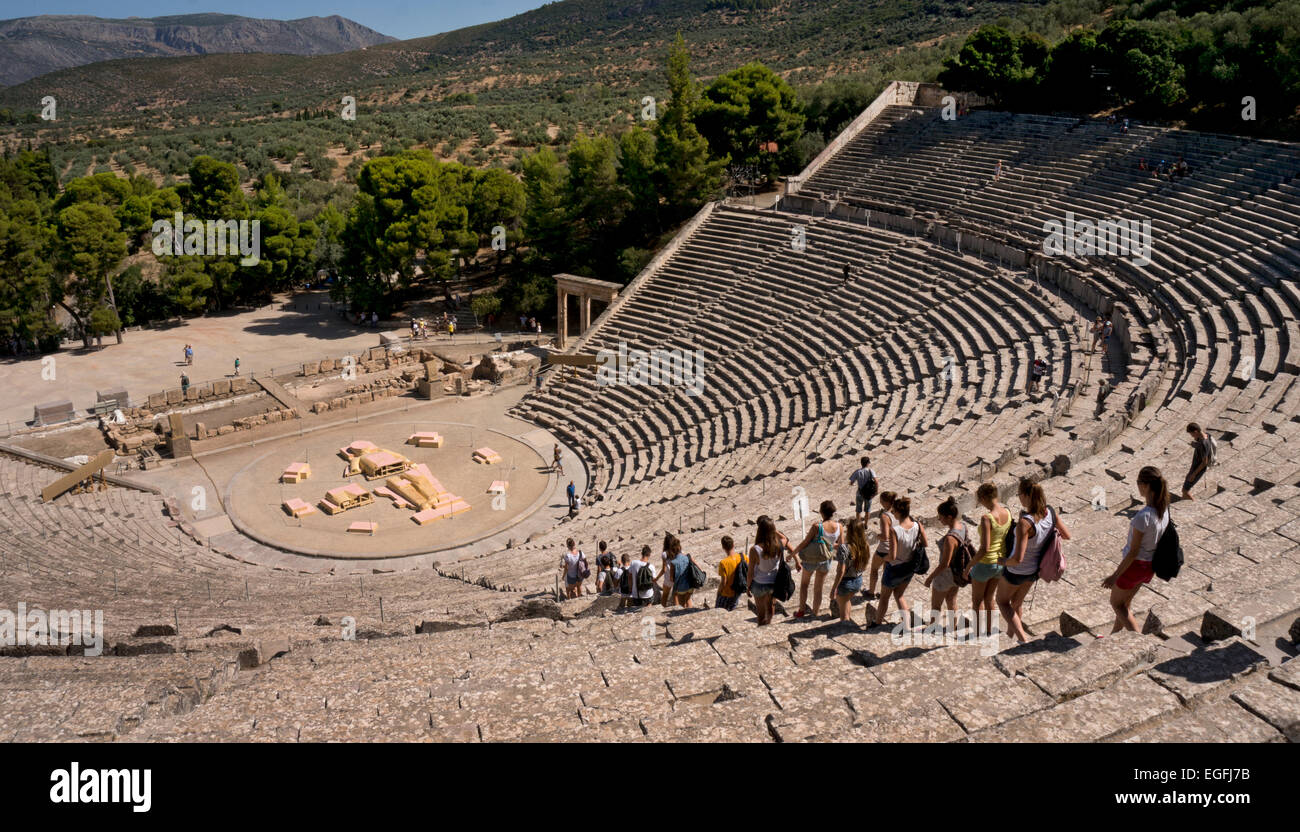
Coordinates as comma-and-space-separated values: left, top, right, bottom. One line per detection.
1116, 560, 1154, 590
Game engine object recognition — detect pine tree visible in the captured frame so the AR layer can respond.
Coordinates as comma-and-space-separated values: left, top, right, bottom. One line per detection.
654, 33, 724, 225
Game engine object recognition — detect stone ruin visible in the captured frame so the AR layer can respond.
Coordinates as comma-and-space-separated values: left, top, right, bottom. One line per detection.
472, 350, 542, 385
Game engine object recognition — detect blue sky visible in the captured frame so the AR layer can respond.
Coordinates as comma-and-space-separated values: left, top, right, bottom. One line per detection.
0, 1, 550, 40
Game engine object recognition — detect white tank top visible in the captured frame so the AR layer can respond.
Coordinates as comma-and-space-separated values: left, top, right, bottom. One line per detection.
1007, 511, 1054, 575
752, 544, 780, 584
891, 522, 919, 563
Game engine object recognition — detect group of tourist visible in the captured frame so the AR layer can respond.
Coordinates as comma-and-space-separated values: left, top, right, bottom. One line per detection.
518, 315, 544, 334
1089, 316, 1114, 354
1137, 157, 1189, 179
558, 426, 1215, 641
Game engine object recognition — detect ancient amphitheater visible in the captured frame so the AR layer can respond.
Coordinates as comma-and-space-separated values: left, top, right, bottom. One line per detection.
2, 82, 1298, 743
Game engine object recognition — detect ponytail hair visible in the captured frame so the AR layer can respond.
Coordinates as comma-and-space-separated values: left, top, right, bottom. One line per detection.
1018, 478, 1047, 517
1137, 466, 1170, 515
893, 496, 912, 520
937, 496, 960, 521
976, 482, 998, 505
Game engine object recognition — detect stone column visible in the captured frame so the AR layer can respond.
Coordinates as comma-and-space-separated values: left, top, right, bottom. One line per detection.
557, 288, 568, 349
580, 295, 592, 332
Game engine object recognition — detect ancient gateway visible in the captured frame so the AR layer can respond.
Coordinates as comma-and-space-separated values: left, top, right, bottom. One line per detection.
2, 81, 1298, 747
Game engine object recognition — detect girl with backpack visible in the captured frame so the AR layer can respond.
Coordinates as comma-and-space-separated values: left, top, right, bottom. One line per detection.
966, 483, 1011, 638
997, 479, 1071, 643
925, 497, 966, 631
664, 535, 705, 609
748, 515, 793, 626
792, 500, 840, 619
1102, 466, 1170, 633
867, 491, 897, 599
659, 532, 676, 608
875, 496, 926, 629
559, 538, 587, 599
831, 517, 871, 624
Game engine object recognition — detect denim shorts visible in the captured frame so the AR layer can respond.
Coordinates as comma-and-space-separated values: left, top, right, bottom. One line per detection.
751, 582, 775, 598
836, 574, 864, 596
882, 561, 913, 589
565, 574, 582, 586
802, 558, 831, 573
970, 562, 1003, 584
715, 592, 739, 610
1003, 569, 1038, 586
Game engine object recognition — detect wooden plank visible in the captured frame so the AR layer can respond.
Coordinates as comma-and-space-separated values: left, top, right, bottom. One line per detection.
41, 450, 115, 503
253, 376, 302, 410
546, 352, 599, 366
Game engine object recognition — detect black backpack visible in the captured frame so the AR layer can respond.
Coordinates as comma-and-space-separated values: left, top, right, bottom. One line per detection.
730, 555, 749, 596
948, 531, 976, 587
858, 469, 878, 500
619, 567, 632, 595
1153, 517, 1183, 581
1003, 514, 1022, 562
686, 557, 707, 590
911, 531, 930, 575
635, 562, 656, 592
773, 556, 795, 602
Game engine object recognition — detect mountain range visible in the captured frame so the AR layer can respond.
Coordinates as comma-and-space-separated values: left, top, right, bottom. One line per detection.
0, 1, 1010, 115
0, 13, 395, 87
